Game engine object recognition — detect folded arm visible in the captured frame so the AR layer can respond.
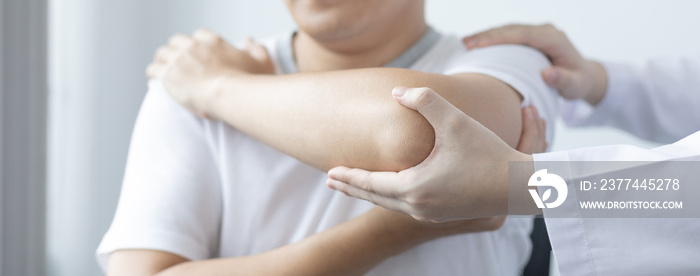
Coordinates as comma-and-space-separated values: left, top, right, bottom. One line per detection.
150, 30, 524, 172
200, 68, 523, 172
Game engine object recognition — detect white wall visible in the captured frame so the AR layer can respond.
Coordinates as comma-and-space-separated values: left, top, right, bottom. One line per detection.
47, 1, 700, 275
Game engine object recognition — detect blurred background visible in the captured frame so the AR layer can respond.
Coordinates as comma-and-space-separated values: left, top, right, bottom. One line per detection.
2, 0, 700, 275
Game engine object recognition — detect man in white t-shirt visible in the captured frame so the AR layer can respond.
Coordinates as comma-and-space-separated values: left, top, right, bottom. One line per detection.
99, 1, 560, 275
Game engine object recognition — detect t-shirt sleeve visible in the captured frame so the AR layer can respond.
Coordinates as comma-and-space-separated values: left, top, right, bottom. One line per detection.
443, 45, 561, 142
96, 80, 222, 272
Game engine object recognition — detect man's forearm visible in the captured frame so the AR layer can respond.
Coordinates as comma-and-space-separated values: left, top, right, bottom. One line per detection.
208, 68, 523, 172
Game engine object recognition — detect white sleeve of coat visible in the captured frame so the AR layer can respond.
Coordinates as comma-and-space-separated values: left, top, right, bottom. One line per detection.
560, 57, 700, 143
532, 131, 700, 276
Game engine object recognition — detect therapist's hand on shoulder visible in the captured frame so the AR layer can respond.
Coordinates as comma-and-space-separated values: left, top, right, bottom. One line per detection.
327, 87, 536, 222
146, 29, 274, 118
464, 24, 608, 106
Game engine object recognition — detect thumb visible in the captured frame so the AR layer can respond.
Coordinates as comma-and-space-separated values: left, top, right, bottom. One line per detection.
392, 87, 467, 131
542, 67, 585, 99
244, 37, 271, 64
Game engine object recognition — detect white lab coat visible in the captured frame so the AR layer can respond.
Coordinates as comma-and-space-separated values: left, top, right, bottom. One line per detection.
534, 58, 700, 276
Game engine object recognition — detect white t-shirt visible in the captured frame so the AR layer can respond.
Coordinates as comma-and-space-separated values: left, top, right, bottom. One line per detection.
97, 32, 559, 275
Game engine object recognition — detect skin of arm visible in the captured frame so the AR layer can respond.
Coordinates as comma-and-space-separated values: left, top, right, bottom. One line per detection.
149, 30, 523, 172
107, 207, 506, 276
206, 69, 523, 172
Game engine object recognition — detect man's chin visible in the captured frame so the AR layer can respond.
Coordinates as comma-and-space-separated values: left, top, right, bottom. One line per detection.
291, 0, 356, 9
299, 20, 364, 43
311, 0, 355, 6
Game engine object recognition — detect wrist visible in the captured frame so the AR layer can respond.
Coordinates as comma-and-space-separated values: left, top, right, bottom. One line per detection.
504, 150, 542, 215
375, 208, 439, 242
494, 149, 534, 215
583, 60, 608, 106
204, 71, 241, 120
509, 148, 534, 163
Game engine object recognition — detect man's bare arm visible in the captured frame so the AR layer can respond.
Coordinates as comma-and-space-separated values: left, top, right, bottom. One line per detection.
199, 68, 522, 172
108, 208, 505, 276
149, 31, 523, 172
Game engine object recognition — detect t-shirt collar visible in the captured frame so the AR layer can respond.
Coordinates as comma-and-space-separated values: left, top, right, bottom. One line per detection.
276, 26, 441, 74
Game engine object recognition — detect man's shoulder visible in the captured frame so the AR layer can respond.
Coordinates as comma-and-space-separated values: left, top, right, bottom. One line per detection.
455, 44, 549, 69
432, 35, 548, 72
411, 34, 548, 72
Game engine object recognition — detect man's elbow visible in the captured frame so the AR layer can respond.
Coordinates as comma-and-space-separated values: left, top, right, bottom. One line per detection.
375, 106, 435, 172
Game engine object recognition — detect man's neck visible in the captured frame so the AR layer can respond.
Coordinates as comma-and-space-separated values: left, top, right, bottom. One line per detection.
293, 21, 428, 72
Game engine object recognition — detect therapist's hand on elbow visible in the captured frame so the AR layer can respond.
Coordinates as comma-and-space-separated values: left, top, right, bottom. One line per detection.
463, 24, 608, 106
146, 29, 274, 118
326, 87, 538, 222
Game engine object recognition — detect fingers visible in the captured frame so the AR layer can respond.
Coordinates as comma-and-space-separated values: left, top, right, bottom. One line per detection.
166, 30, 220, 51
326, 177, 407, 210
541, 66, 580, 98
326, 168, 410, 214
146, 62, 167, 79
148, 46, 176, 78
533, 105, 548, 151
463, 24, 542, 49
154, 46, 178, 63
516, 105, 548, 154
463, 23, 593, 101
517, 106, 537, 154
391, 87, 472, 133
148, 33, 191, 79
168, 34, 194, 49
193, 28, 221, 43
463, 24, 572, 64
244, 37, 272, 65
462, 23, 559, 49
327, 166, 403, 198
539, 119, 548, 151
